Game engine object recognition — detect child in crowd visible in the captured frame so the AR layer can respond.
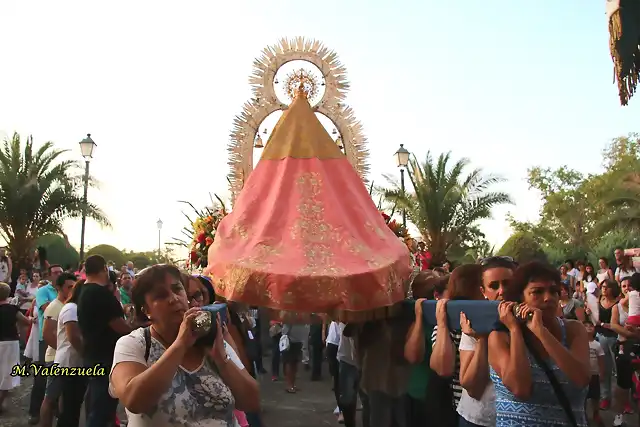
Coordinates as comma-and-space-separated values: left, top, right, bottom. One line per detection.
622, 274, 640, 327
584, 319, 605, 424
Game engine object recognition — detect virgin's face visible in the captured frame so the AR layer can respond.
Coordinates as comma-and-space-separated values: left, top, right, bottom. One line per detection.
599, 259, 607, 269
559, 265, 567, 275
522, 280, 560, 318
32, 273, 40, 283
586, 266, 593, 274
143, 274, 189, 325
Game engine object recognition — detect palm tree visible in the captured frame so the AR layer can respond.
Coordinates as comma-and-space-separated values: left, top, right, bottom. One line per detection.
382, 151, 513, 264
0, 133, 110, 271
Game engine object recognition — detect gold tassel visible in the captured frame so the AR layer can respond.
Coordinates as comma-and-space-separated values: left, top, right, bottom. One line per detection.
609, 7, 640, 106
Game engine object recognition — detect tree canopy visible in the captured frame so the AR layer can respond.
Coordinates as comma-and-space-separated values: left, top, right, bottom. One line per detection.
504, 133, 640, 266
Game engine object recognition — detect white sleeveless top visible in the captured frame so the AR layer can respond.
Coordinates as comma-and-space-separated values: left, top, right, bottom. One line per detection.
618, 301, 629, 341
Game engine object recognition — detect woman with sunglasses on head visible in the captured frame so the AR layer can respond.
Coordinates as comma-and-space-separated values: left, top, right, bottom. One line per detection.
109, 264, 259, 427
488, 261, 590, 426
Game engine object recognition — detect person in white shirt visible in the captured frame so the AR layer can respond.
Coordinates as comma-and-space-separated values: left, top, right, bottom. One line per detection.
325, 322, 344, 422
622, 273, 640, 327
109, 264, 259, 427
458, 256, 516, 427
55, 279, 87, 427
615, 255, 638, 283
583, 320, 605, 424
39, 272, 75, 427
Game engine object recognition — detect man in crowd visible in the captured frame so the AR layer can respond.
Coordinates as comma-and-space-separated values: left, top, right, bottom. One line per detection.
78, 255, 133, 427
40, 272, 76, 427
28, 264, 63, 425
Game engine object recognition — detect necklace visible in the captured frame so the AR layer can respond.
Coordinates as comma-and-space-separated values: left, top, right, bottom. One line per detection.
150, 326, 175, 348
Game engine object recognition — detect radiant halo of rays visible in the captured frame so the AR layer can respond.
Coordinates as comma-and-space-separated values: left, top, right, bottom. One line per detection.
227, 36, 370, 204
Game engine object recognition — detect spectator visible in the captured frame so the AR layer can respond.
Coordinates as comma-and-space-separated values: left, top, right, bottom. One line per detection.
27, 264, 62, 425
78, 255, 132, 427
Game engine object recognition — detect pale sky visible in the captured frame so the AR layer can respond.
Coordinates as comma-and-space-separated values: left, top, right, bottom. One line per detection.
1, 0, 638, 257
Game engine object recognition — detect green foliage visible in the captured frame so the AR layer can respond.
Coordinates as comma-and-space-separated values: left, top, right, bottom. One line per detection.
504, 133, 640, 265
0, 132, 109, 268
35, 234, 80, 269
382, 151, 513, 264
86, 244, 126, 267
497, 231, 547, 264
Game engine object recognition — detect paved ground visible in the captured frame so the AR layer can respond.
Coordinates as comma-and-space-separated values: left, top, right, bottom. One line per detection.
0, 363, 342, 427
1, 361, 636, 426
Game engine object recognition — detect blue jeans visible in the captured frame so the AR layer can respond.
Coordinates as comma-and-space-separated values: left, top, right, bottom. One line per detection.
85, 360, 118, 427
596, 334, 617, 400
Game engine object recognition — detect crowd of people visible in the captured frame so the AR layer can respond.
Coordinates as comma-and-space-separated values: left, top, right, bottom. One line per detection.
0, 245, 639, 427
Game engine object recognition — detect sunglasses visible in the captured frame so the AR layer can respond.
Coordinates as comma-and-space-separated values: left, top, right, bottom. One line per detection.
480, 256, 515, 266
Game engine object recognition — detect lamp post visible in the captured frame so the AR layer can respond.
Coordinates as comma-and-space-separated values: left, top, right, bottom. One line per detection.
394, 143, 410, 229
78, 134, 97, 261
156, 219, 163, 261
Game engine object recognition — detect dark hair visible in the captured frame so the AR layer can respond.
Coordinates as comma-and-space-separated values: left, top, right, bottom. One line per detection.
411, 271, 437, 299
582, 318, 594, 326
67, 279, 86, 304
85, 255, 107, 276
599, 256, 608, 265
602, 279, 621, 298
55, 272, 77, 288
196, 275, 216, 305
434, 275, 449, 297
108, 270, 118, 286
564, 259, 574, 269
36, 246, 47, 270
447, 264, 483, 300
132, 264, 182, 316
432, 267, 446, 275
504, 261, 562, 302
49, 264, 62, 272
481, 256, 517, 272
627, 273, 640, 292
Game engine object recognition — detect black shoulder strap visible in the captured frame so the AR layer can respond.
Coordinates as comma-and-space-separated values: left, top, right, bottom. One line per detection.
522, 331, 578, 427
143, 326, 151, 362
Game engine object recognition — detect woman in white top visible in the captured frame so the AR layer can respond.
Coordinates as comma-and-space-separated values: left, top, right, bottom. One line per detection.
607, 277, 635, 420
55, 279, 87, 427
596, 257, 614, 284
109, 264, 259, 427
615, 255, 638, 283
457, 257, 515, 427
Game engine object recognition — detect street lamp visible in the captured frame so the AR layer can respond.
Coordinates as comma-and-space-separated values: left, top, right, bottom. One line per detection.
78, 134, 97, 261
156, 219, 163, 261
394, 144, 410, 229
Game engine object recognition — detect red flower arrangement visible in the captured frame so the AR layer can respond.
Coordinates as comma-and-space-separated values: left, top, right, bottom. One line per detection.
380, 211, 409, 239
171, 196, 228, 270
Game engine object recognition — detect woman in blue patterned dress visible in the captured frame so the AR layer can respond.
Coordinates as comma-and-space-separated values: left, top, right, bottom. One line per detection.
488, 261, 590, 426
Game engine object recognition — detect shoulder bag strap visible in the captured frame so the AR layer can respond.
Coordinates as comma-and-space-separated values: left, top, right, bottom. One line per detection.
143, 326, 152, 362
522, 331, 578, 427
